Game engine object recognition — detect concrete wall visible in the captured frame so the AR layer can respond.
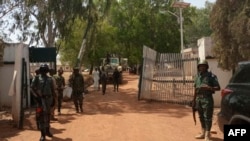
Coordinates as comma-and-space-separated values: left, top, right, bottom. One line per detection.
0, 43, 29, 127
0, 65, 14, 106
207, 59, 232, 108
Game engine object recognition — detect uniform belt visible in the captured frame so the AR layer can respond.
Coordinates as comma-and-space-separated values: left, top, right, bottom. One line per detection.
196, 93, 212, 98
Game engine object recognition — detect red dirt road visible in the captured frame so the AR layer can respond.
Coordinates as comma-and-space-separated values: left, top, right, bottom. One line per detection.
0, 72, 224, 141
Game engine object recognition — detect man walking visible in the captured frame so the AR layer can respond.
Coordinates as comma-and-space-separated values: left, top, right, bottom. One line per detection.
31, 64, 57, 141
113, 67, 120, 92
54, 69, 65, 115
93, 67, 100, 91
192, 60, 220, 141
49, 69, 58, 121
69, 67, 85, 113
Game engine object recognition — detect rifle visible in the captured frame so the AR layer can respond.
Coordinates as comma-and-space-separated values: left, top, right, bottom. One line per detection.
192, 88, 199, 125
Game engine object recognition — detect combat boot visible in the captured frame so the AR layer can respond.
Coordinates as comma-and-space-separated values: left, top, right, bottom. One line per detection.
75, 105, 79, 113
195, 129, 205, 139
40, 130, 46, 141
80, 105, 83, 113
46, 127, 53, 137
204, 131, 211, 141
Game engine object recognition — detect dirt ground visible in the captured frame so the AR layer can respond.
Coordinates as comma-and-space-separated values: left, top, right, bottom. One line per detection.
0, 72, 224, 141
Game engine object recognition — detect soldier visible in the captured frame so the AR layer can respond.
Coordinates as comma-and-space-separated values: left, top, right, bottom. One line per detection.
192, 60, 220, 141
49, 69, 58, 121
69, 67, 85, 113
54, 69, 65, 115
31, 64, 57, 141
30, 69, 40, 107
112, 67, 120, 92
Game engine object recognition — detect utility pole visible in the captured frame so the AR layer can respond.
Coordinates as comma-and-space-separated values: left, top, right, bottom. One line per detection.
171, 0, 190, 53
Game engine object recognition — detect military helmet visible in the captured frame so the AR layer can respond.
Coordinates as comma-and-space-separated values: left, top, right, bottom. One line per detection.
39, 64, 49, 73
73, 67, 80, 70
198, 59, 209, 68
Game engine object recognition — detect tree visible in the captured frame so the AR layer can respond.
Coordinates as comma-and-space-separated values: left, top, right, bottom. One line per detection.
59, 0, 113, 68
0, 1, 23, 41
2, 0, 87, 47
185, 2, 213, 48
109, 0, 181, 65
210, 0, 250, 70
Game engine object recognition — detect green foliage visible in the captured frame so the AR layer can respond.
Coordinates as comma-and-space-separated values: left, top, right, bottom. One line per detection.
59, 18, 86, 67
109, 0, 181, 65
185, 5, 213, 48
7, 0, 87, 46
210, 0, 250, 70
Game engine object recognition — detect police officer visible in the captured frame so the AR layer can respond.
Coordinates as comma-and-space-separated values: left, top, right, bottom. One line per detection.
69, 67, 85, 113
193, 60, 220, 141
31, 64, 57, 141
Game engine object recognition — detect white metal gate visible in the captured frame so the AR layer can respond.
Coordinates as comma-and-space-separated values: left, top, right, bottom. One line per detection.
138, 46, 198, 105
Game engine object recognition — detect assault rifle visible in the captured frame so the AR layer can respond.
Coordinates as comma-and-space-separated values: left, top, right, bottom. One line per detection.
192, 88, 199, 125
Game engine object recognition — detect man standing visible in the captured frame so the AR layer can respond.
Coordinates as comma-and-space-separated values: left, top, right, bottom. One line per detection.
31, 64, 57, 141
54, 69, 65, 115
69, 67, 85, 113
100, 66, 107, 95
49, 69, 58, 121
92, 67, 100, 91
113, 67, 120, 92
193, 60, 220, 141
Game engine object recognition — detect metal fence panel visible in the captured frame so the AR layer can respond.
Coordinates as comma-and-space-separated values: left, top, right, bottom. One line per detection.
139, 46, 198, 105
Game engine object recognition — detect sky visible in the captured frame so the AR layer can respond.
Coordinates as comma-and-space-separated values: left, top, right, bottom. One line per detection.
184, 0, 216, 8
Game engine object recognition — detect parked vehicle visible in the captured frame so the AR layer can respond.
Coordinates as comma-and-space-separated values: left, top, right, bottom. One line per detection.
218, 61, 250, 131
100, 57, 127, 84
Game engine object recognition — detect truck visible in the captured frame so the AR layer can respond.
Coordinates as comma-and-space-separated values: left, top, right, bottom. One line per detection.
100, 57, 128, 84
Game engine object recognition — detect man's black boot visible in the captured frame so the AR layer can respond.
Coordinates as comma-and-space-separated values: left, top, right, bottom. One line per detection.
40, 130, 46, 141
80, 105, 83, 113
46, 127, 53, 137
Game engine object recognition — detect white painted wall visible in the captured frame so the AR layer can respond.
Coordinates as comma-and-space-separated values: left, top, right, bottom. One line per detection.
0, 65, 14, 106
0, 43, 29, 127
198, 37, 213, 60
207, 59, 232, 107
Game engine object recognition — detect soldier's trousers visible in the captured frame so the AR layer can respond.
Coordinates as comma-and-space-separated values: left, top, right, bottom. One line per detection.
113, 79, 119, 91
72, 92, 84, 111
196, 96, 214, 131
36, 97, 52, 130
57, 90, 63, 112
102, 82, 107, 94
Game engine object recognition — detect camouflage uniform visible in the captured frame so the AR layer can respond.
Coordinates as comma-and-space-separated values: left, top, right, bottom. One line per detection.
113, 68, 120, 92
54, 70, 65, 114
193, 60, 220, 141
49, 69, 58, 120
31, 64, 57, 141
69, 68, 85, 113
